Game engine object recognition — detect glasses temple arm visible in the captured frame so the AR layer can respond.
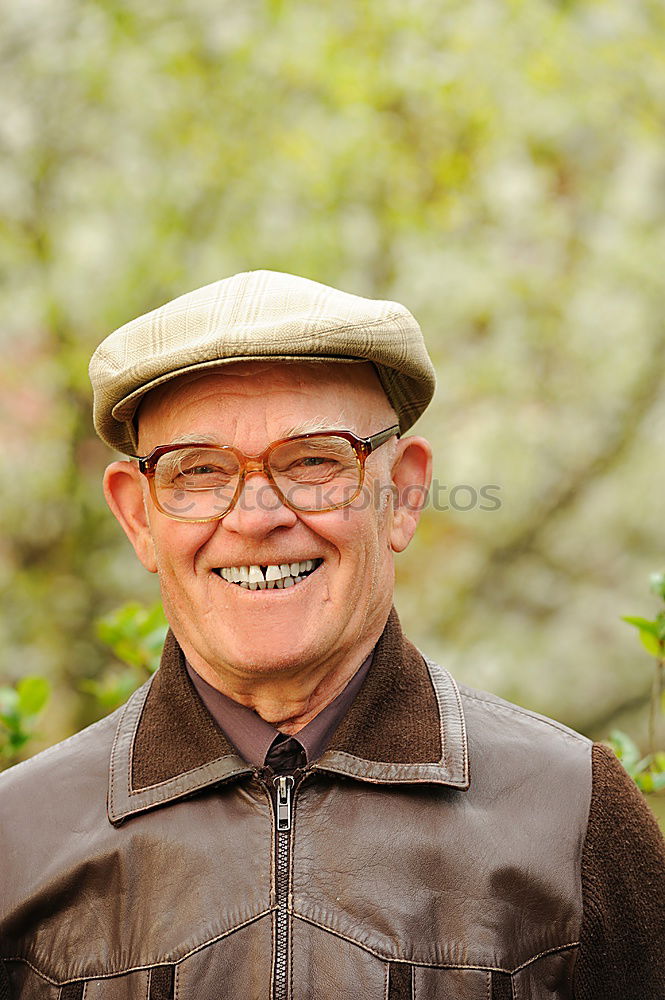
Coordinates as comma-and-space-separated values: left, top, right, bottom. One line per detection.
366, 424, 400, 453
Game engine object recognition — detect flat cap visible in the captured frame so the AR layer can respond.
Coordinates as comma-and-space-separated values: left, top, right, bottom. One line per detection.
89, 269, 436, 454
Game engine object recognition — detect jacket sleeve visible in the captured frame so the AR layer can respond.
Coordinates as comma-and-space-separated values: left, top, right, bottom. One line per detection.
0, 959, 10, 1000
573, 742, 665, 999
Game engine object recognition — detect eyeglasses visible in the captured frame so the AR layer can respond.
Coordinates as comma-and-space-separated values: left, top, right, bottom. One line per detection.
136, 425, 400, 522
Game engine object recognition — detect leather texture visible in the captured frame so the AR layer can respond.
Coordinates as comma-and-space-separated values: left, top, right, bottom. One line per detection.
0, 611, 592, 999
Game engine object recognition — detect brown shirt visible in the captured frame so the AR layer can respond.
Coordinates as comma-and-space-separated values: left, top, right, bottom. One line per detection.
185, 652, 373, 773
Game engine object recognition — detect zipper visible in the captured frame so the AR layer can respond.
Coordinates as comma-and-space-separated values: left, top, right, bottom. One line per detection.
272, 774, 295, 1000
275, 774, 293, 833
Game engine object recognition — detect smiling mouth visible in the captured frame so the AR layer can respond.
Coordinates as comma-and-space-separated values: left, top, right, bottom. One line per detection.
213, 559, 323, 591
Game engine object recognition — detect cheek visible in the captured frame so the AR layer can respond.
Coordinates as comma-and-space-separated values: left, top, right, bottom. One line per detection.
339, 513, 391, 576
150, 520, 217, 570
321, 509, 377, 553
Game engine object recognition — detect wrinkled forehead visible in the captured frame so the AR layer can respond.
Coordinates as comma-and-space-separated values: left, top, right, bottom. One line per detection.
136, 360, 396, 445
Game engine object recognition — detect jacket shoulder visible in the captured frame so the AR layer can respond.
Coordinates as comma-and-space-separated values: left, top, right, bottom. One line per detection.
458, 682, 591, 748
0, 706, 121, 805
454, 680, 592, 793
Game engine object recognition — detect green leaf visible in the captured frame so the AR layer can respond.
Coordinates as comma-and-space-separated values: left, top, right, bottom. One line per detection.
16, 677, 50, 716
608, 730, 641, 772
0, 688, 19, 723
640, 631, 663, 656
636, 772, 654, 792
655, 612, 665, 642
97, 602, 168, 673
621, 615, 664, 653
80, 670, 140, 713
633, 754, 654, 777
649, 572, 665, 601
622, 615, 659, 635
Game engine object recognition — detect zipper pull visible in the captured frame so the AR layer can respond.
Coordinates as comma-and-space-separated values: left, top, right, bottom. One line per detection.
273, 775, 294, 831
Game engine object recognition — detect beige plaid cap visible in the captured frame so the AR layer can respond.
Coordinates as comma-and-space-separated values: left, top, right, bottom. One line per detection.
89, 269, 436, 454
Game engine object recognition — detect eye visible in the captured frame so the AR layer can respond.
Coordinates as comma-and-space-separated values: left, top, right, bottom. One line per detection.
176, 463, 235, 488
289, 454, 341, 473
182, 464, 219, 476
155, 447, 240, 490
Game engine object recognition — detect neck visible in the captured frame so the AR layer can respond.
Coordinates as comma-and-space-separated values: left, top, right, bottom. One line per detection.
185, 634, 379, 734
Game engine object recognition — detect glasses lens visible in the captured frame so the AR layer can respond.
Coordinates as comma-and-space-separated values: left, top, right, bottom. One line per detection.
269, 435, 361, 511
154, 447, 240, 519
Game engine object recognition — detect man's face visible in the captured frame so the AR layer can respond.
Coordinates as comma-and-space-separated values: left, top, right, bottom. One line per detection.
106, 361, 427, 692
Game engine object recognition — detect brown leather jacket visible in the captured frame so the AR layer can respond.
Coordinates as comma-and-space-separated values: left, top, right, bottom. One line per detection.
1, 611, 664, 1000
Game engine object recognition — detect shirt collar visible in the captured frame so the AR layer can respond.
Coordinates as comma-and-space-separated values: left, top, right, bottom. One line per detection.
184, 653, 374, 768
107, 607, 469, 825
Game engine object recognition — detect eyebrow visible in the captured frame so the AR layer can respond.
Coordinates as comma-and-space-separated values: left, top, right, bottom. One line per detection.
282, 414, 352, 437
160, 418, 356, 446
161, 432, 219, 446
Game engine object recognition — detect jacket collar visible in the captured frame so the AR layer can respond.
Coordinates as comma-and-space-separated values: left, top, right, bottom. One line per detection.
107, 608, 469, 824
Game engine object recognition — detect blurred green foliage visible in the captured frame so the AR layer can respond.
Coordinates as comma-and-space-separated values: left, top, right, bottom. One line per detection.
1, 0, 665, 800
609, 730, 665, 795
611, 571, 665, 797
0, 677, 50, 767
79, 602, 167, 713
95, 602, 167, 675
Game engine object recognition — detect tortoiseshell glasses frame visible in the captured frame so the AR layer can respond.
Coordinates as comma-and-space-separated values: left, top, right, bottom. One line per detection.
136, 424, 400, 523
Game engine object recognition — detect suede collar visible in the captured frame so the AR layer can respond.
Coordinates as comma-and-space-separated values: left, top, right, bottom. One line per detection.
107, 608, 469, 824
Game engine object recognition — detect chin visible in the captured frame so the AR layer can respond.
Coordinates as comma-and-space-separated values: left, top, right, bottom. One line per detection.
224, 637, 324, 677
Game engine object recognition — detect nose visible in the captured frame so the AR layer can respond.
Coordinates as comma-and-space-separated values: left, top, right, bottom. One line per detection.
220, 469, 298, 537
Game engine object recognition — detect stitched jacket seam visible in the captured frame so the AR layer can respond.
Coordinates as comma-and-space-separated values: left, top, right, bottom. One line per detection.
289, 913, 580, 972
4, 909, 275, 984
461, 693, 590, 745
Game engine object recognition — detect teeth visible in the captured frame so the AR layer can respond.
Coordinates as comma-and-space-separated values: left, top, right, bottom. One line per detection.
217, 559, 321, 589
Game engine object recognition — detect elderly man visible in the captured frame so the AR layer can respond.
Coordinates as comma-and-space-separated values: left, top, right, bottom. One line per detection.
1, 271, 663, 1000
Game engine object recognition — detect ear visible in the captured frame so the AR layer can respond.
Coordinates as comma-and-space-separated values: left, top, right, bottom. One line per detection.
388, 436, 433, 553
103, 461, 158, 573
